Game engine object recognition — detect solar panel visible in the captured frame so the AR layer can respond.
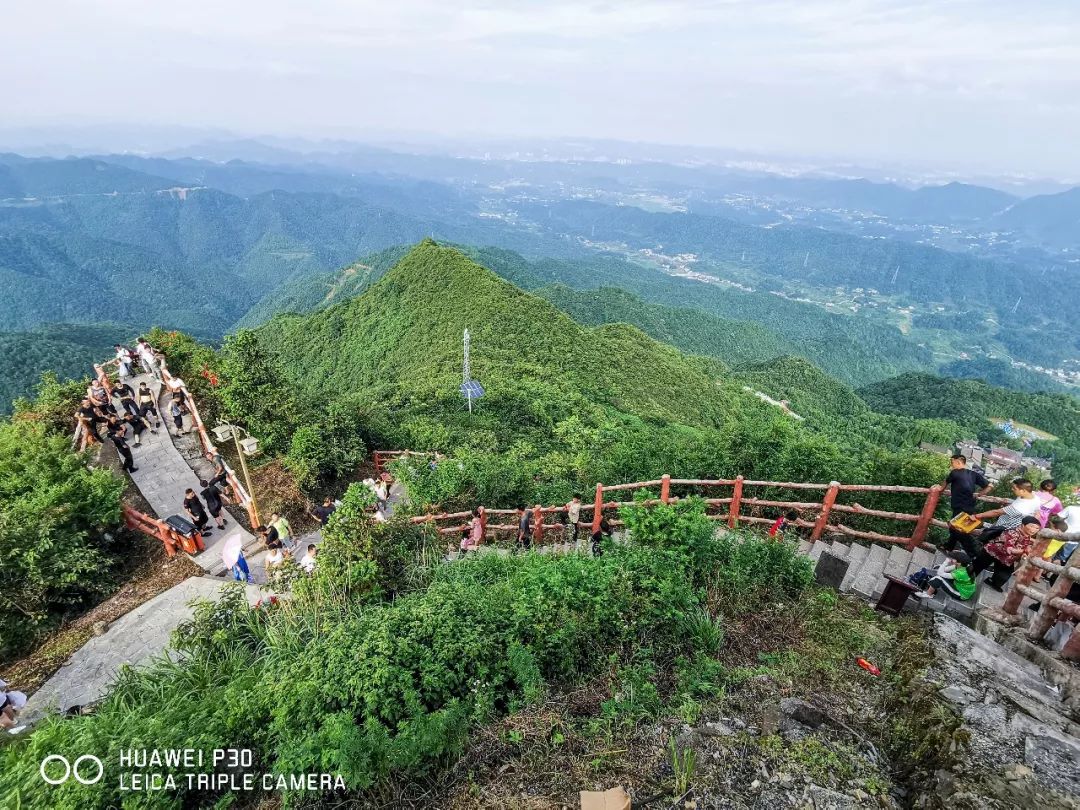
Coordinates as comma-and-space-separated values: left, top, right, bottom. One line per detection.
459, 380, 485, 399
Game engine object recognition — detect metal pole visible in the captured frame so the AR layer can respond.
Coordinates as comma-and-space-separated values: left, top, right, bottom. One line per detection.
230, 424, 261, 527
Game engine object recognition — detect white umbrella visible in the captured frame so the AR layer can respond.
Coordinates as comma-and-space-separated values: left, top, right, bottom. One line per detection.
220, 533, 245, 569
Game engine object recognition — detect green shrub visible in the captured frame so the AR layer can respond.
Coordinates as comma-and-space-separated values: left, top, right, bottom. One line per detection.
0, 420, 125, 659
0, 497, 816, 804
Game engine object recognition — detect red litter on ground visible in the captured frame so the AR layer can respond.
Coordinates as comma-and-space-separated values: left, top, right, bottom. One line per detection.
857, 658, 881, 676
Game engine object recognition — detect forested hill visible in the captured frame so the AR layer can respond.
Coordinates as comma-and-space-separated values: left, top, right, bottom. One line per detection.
240, 243, 937, 388
533, 284, 793, 368
860, 373, 1080, 478
0, 324, 135, 415
247, 241, 966, 503
256, 240, 747, 434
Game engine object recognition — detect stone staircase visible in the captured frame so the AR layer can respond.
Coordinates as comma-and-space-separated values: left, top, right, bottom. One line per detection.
796, 537, 1008, 619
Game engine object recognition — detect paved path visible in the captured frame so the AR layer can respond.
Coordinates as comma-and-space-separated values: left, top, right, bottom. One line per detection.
119, 372, 258, 574
22, 578, 265, 723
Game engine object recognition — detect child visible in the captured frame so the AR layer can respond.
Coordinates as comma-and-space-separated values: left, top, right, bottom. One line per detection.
169, 394, 189, 435
591, 516, 613, 557
913, 550, 976, 601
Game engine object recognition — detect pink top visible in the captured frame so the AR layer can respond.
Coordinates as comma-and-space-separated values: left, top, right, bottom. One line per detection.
1036, 491, 1063, 528
468, 515, 484, 548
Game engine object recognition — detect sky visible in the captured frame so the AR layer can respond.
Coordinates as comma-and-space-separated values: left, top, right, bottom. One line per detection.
3, 1, 1080, 177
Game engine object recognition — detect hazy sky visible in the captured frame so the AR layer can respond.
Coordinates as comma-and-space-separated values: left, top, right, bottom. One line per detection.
4, 1, 1080, 176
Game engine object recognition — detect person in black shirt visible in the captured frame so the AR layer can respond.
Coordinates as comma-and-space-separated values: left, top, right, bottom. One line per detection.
199, 479, 228, 530
112, 382, 140, 417
108, 423, 137, 473
516, 505, 532, 551
944, 453, 991, 555
76, 399, 107, 442
183, 488, 212, 536
310, 497, 336, 526
136, 383, 162, 428
121, 411, 153, 446
258, 524, 280, 546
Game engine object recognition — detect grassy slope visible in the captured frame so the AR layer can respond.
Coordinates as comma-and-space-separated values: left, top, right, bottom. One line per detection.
257, 240, 750, 432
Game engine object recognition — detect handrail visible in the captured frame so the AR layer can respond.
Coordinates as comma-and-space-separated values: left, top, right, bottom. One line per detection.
122, 504, 205, 558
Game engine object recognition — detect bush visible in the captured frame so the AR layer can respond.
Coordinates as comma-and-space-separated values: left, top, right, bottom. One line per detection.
0, 497, 815, 804
0, 420, 125, 659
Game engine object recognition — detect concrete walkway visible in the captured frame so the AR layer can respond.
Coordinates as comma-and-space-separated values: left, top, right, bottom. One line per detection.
120, 372, 258, 575
21, 577, 265, 723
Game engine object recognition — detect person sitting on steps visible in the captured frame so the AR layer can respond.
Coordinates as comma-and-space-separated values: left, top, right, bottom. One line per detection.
913, 550, 976, 601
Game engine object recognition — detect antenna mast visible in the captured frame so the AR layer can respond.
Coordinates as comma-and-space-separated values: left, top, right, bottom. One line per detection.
463, 328, 472, 413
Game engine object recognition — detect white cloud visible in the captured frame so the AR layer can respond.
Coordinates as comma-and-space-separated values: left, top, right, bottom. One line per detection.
2, 1, 1078, 174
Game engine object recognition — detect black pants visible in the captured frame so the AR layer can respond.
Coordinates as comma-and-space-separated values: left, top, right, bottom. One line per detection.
189, 510, 209, 532
517, 533, 531, 551
116, 443, 135, 472
569, 523, 579, 544
120, 398, 141, 417
971, 550, 1014, 588
140, 403, 159, 422
944, 527, 979, 558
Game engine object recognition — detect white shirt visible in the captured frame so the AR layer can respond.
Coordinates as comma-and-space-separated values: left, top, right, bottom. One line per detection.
995, 495, 1041, 529
265, 549, 285, 568
300, 552, 317, 573
1058, 505, 1080, 534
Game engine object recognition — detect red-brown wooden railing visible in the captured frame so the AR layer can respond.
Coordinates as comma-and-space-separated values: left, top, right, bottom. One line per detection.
384, 463, 1009, 552
999, 532, 1080, 661
123, 504, 205, 558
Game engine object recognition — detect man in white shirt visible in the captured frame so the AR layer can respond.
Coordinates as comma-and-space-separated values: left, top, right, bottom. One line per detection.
300, 544, 318, 574
1057, 504, 1080, 534
974, 478, 1041, 530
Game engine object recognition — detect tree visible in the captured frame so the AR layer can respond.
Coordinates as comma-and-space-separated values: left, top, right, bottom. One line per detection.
218, 330, 304, 453
0, 420, 124, 658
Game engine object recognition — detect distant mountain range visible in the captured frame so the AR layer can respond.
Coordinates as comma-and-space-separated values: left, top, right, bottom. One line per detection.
0, 148, 1076, 412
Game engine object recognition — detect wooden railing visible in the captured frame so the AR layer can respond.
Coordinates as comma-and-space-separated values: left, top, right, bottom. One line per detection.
1000, 532, 1080, 661
74, 358, 259, 528
392, 466, 1008, 552
123, 504, 205, 558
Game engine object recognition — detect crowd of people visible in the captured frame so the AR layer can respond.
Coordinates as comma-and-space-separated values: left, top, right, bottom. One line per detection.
903, 454, 1080, 605
73, 338, 197, 475
453, 494, 614, 559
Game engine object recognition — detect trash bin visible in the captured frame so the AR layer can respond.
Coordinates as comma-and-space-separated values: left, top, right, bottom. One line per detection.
165, 514, 205, 554
876, 574, 918, 616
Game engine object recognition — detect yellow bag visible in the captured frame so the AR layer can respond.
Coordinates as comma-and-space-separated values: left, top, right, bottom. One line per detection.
948, 512, 982, 534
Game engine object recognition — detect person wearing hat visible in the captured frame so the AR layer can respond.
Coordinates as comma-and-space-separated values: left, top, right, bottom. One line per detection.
913, 550, 976, 601
970, 515, 1042, 591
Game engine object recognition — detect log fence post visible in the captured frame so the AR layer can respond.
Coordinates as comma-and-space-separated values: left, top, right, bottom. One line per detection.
1027, 544, 1080, 640
591, 483, 604, 533
660, 474, 671, 504
811, 481, 840, 542
1002, 537, 1050, 615
728, 475, 744, 528
907, 484, 943, 550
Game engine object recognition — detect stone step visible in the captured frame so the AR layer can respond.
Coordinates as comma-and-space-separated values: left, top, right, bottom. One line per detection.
852, 544, 890, 598
797, 539, 812, 556
828, 541, 850, 560
884, 545, 913, 579
933, 550, 948, 568
906, 547, 935, 579
839, 543, 869, 592
807, 541, 827, 563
